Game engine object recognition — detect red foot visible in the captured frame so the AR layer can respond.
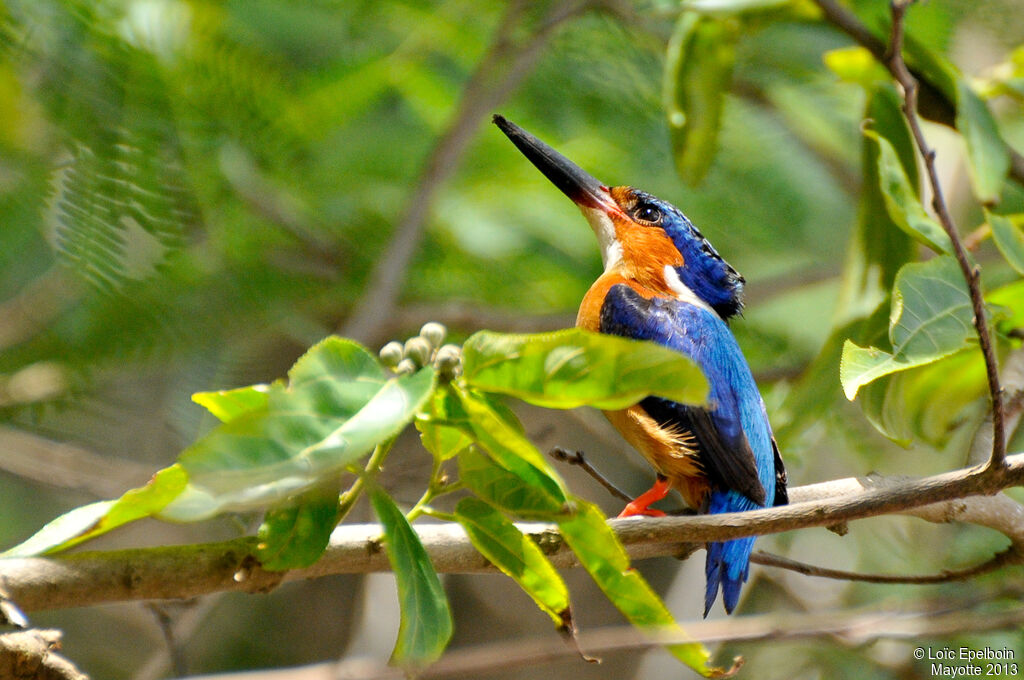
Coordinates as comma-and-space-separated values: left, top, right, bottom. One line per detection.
617, 476, 671, 518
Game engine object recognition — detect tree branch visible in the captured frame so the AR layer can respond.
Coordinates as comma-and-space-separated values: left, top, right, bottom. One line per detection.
0, 629, 87, 680
341, 1, 593, 345
884, 0, 1006, 470
3, 453, 1023, 613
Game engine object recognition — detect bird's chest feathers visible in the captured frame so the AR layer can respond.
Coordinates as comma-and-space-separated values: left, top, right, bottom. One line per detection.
577, 226, 708, 332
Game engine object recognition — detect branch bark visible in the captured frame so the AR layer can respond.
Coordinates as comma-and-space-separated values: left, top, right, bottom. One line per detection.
0, 629, 87, 680
3, 453, 1023, 613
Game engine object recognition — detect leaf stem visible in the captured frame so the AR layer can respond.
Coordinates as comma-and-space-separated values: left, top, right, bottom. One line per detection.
406, 456, 463, 523
337, 438, 397, 523
884, 0, 1007, 471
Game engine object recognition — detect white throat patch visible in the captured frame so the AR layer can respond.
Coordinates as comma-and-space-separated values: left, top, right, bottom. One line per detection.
579, 205, 622, 272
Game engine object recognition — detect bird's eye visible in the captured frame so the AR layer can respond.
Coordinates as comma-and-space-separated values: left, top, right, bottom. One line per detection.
634, 203, 662, 224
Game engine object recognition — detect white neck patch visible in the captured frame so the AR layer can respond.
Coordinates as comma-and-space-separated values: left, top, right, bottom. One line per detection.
579, 205, 622, 272
663, 264, 718, 316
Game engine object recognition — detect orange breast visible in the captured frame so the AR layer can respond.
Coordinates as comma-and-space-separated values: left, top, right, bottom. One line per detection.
577, 270, 709, 509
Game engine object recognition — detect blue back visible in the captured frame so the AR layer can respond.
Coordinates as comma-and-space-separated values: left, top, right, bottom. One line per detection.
600, 284, 778, 614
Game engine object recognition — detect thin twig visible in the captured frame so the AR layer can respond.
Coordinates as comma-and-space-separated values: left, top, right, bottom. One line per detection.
549, 447, 633, 502
750, 546, 1017, 585
885, 0, 1006, 470
146, 603, 188, 678
811, 0, 1024, 188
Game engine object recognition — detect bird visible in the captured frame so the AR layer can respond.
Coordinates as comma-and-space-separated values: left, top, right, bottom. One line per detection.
493, 114, 788, 616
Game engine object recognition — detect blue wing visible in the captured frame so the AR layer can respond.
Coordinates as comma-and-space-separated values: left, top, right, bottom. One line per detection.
599, 284, 787, 614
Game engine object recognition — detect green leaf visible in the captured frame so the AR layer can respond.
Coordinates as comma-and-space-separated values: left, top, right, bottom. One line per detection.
864, 129, 952, 254
415, 385, 474, 461
461, 329, 708, 411
856, 371, 913, 446
858, 348, 987, 445
956, 79, 1009, 203
3, 464, 188, 556
458, 448, 567, 519
663, 13, 738, 186
160, 337, 436, 521
823, 46, 890, 87
557, 501, 728, 677
193, 384, 272, 422
901, 37, 1009, 204
370, 489, 453, 670
455, 497, 571, 628
454, 387, 568, 513
837, 85, 916, 317
987, 211, 1024, 276
256, 479, 342, 570
989, 280, 1024, 331
840, 257, 976, 400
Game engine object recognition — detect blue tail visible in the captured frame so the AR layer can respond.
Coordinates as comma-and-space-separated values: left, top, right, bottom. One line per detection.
703, 490, 757, 617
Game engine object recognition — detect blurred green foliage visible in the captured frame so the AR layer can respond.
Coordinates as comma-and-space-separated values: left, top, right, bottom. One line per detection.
1, 0, 1023, 678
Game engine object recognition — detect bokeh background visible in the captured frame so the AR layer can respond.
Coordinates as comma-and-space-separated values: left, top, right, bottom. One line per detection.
1, 0, 1023, 678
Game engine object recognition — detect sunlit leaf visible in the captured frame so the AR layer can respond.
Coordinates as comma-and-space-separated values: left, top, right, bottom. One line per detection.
458, 448, 567, 519
987, 211, 1024, 276
455, 497, 571, 628
864, 129, 951, 254
663, 13, 738, 186
193, 384, 273, 422
455, 388, 569, 517
840, 257, 975, 400
823, 46, 889, 86
557, 501, 730, 678
415, 385, 474, 461
461, 329, 708, 411
256, 479, 342, 571
989, 280, 1024, 331
3, 465, 188, 557
160, 338, 436, 521
371, 489, 452, 669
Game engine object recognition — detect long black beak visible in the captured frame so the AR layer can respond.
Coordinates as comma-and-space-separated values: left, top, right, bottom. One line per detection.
493, 115, 612, 212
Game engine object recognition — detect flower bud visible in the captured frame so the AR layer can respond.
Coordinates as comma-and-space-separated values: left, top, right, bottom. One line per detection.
419, 322, 447, 349
379, 341, 404, 368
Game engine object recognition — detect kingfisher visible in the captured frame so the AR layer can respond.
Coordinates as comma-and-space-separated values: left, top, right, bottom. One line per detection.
493, 115, 787, 616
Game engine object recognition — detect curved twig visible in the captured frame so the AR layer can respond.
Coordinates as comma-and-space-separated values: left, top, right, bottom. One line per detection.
750, 547, 1018, 585
884, 0, 1006, 470
811, 0, 1024, 188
